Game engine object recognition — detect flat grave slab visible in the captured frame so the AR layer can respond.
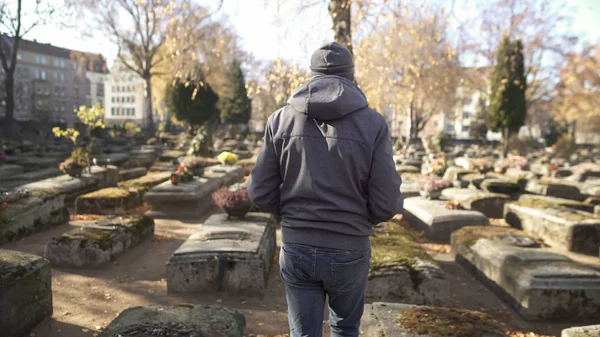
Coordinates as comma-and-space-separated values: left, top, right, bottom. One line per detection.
45, 216, 154, 268
504, 202, 600, 255
525, 179, 583, 201
3, 167, 62, 183
481, 178, 521, 195
75, 187, 140, 215
443, 166, 475, 183
145, 165, 242, 219
562, 324, 600, 337
92, 152, 130, 167
20, 166, 119, 202
368, 221, 449, 305
98, 304, 245, 337
166, 213, 276, 296
0, 191, 68, 244
0, 164, 24, 179
118, 171, 171, 193
361, 302, 507, 337
0, 249, 52, 337
441, 188, 510, 218
159, 149, 186, 163
452, 226, 600, 321
518, 194, 596, 214
403, 197, 489, 241
119, 167, 148, 181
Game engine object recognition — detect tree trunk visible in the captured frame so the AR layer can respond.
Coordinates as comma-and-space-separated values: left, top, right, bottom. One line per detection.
328, 0, 353, 54
502, 126, 510, 158
143, 76, 155, 136
3, 74, 15, 139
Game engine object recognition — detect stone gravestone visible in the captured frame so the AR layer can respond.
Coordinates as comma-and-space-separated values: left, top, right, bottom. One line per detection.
525, 178, 583, 201
518, 194, 596, 214
361, 302, 507, 337
0, 191, 69, 245
452, 226, 600, 320
144, 165, 242, 219
562, 325, 600, 337
167, 213, 276, 296
45, 216, 154, 268
0, 164, 25, 179
504, 202, 600, 255
441, 188, 510, 218
0, 249, 52, 337
75, 187, 140, 215
402, 197, 489, 241
368, 221, 449, 305
480, 178, 521, 195
20, 165, 119, 202
98, 305, 245, 337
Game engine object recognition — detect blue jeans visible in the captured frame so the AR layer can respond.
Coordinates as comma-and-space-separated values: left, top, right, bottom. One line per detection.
279, 242, 371, 337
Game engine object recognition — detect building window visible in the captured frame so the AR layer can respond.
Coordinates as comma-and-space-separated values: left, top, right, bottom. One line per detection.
41, 56, 47, 64
73, 62, 77, 70
60, 73, 65, 82
462, 112, 472, 119
131, 96, 135, 103
111, 97, 115, 103
54, 72, 58, 80
122, 86, 126, 92
35, 55, 40, 63
17, 53, 22, 61
462, 125, 470, 132
34, 69, 40, 79
40, 71, 46, 80
131, 108, 135, 115
97, 83, 104, 97
61, 59, 66, 68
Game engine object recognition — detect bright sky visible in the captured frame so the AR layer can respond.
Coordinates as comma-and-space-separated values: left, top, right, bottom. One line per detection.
23, 0, 600, 69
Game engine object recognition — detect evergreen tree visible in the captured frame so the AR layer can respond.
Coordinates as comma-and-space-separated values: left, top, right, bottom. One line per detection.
487, 36, 527, 157
166, 75, 219, 134
470, 96, 488, 139
219, 59, 252, 127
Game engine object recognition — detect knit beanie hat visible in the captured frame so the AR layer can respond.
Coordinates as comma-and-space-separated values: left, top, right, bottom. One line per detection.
310, 42, 354, 81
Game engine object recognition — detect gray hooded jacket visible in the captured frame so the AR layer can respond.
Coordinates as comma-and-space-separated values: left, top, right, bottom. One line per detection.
247, 75, 403, 250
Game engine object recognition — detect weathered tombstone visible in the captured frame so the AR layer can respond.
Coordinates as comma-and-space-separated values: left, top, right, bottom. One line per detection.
504, 202, 600, 255
442, 166, 475, 184
119, 167, 148, 181
159, 149, 186, 163
0, 249, 52, 337
459, 173, 487, 189
518, 194, 596, 213
75, 187, 139, 215
361, 302, 507, 337
0, 164, 24, 179
561, 325, 600, 337
145, 165, 243, 219
452, 226, 600, 320
20, 166, 119, 202
441, 188, 510, 218
44, 216, 154, 268
525, 178, 583, 201
98, 305, 245, 337
480, 178, 521, 195
166, 213, 276, 296
401, 159, 423, 171
368, 221, 449, 305
402, 197, 489, 241
2, 167, 62, 186
118, 171, 171, 193
0, 190, 69, 244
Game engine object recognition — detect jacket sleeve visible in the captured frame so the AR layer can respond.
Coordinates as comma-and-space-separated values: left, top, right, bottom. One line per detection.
247, 121, 282, 216
367, 122, 403, 224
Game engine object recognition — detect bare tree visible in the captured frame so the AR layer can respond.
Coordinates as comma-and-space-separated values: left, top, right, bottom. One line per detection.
0, 0, 62, 139
78, 0, 224, 135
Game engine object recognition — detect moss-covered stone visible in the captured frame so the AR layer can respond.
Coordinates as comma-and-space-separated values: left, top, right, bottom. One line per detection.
451, 226, 542, 249
118, 171, 171, 191
79, 187, 130, 199
396, 306, 505, 337
370, 221, 434, 276
518, 194, 595, 213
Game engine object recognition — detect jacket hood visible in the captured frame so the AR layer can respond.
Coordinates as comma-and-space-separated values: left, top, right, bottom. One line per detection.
287, 75, 368, 121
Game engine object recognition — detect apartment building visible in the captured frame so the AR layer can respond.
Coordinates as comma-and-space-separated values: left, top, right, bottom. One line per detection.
0, 36, 108, 128
103, 60, 146, 126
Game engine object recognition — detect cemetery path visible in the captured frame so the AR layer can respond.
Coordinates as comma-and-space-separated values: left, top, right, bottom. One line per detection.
2, 212, 595, 337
